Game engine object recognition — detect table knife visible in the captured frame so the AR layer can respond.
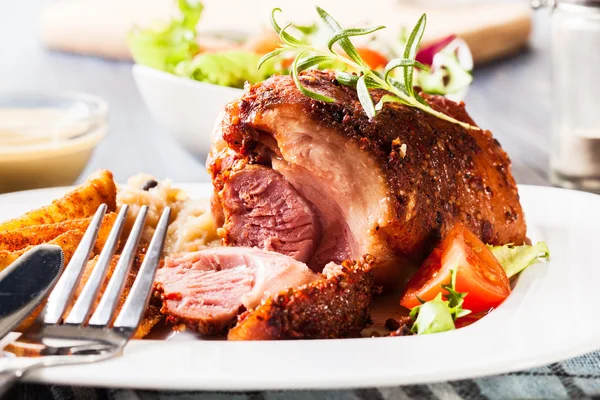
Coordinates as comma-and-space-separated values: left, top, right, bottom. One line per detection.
0, 245, 64, 340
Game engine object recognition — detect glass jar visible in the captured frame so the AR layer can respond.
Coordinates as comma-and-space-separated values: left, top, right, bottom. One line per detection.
546, 0, 600, 191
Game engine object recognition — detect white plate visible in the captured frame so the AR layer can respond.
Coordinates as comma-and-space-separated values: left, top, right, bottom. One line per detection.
0, 183, 598, 390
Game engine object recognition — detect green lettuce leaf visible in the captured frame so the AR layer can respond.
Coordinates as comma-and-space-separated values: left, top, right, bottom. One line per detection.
488, 242, 550, 279
410, 293, 455, 334
409, 269, 470, 335
174, 51, 283, 88
394, 31, 473, 97
417, 54, 473, 96
127, 0, 203, 73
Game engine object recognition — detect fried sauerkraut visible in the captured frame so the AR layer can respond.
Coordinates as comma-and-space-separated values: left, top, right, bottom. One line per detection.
117, 174, 219, 255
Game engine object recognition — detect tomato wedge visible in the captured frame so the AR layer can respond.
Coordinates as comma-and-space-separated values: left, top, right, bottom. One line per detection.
400, 223, 511, 314
355, 47, 389, 70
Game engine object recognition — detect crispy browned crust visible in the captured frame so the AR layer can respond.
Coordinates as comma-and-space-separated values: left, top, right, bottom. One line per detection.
0, 169, 117, 232
210, 70, 527, 267
227, 258, 376, 340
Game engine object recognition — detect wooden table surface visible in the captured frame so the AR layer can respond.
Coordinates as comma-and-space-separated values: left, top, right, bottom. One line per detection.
1, 1, 553, 188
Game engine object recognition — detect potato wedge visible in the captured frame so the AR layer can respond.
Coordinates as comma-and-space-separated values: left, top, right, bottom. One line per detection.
62, 245, 163, 338
10, 229, 85, 331
90, 212, 117, 255
0, 229, 84, 273
135, 302, 163, 339
0, 213, 116, 254
0, 170, 117, 232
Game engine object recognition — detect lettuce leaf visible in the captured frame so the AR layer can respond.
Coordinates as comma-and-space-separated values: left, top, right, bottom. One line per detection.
396, 31, 473, 98
409, 269, 470, 335
417, 53, 473, 96
410, 293, 455, 334
488, 242, 550, 279
174, 51, 283, 88
127, 0, 203, 73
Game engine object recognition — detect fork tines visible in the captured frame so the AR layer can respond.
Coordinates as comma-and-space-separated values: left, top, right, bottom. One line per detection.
43, 204, 171, 337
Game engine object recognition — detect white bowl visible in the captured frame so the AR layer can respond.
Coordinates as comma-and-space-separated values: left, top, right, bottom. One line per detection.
0, 92, 108, 194
132, 64, 243, 158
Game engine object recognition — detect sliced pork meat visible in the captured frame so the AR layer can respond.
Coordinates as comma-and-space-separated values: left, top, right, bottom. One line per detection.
228, 257, 376, 340
208, 69, 527, 287
221, 165, 321, 264
154, 247, 317, 335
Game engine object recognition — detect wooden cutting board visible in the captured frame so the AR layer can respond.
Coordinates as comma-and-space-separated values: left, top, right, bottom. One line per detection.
39, 0, 532, 65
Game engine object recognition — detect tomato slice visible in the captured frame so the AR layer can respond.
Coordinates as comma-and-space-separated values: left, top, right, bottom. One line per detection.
400, 223, 511, 314
355, 47, 389, 70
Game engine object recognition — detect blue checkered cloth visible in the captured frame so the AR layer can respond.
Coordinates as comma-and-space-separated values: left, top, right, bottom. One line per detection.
13, 351, 600, 400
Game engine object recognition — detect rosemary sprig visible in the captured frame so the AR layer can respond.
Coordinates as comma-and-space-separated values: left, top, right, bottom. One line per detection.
258, 7, 478, 130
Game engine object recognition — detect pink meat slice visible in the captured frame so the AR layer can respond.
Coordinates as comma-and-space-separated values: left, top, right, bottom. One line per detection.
155, 247, 318, 335
221, 166, 322, 265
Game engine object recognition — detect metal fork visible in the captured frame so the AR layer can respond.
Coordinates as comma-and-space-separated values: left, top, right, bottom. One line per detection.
0, 203, 171, 397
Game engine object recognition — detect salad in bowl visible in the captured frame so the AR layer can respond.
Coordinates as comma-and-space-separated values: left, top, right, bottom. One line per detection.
129, 0, 474, 158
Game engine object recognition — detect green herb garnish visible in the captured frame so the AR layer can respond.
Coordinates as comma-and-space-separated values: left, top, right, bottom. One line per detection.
258, 7, 478, 130
409, 269, 471, 335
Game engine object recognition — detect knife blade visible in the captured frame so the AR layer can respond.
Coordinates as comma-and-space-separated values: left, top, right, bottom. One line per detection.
0, 245, 64, 340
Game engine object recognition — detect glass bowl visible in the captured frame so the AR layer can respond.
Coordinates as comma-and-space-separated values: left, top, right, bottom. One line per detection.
0, 92, 108, 193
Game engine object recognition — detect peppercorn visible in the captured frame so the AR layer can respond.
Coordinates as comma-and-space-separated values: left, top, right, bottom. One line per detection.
142, 180, 158, 191
385, 318, 400, 331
